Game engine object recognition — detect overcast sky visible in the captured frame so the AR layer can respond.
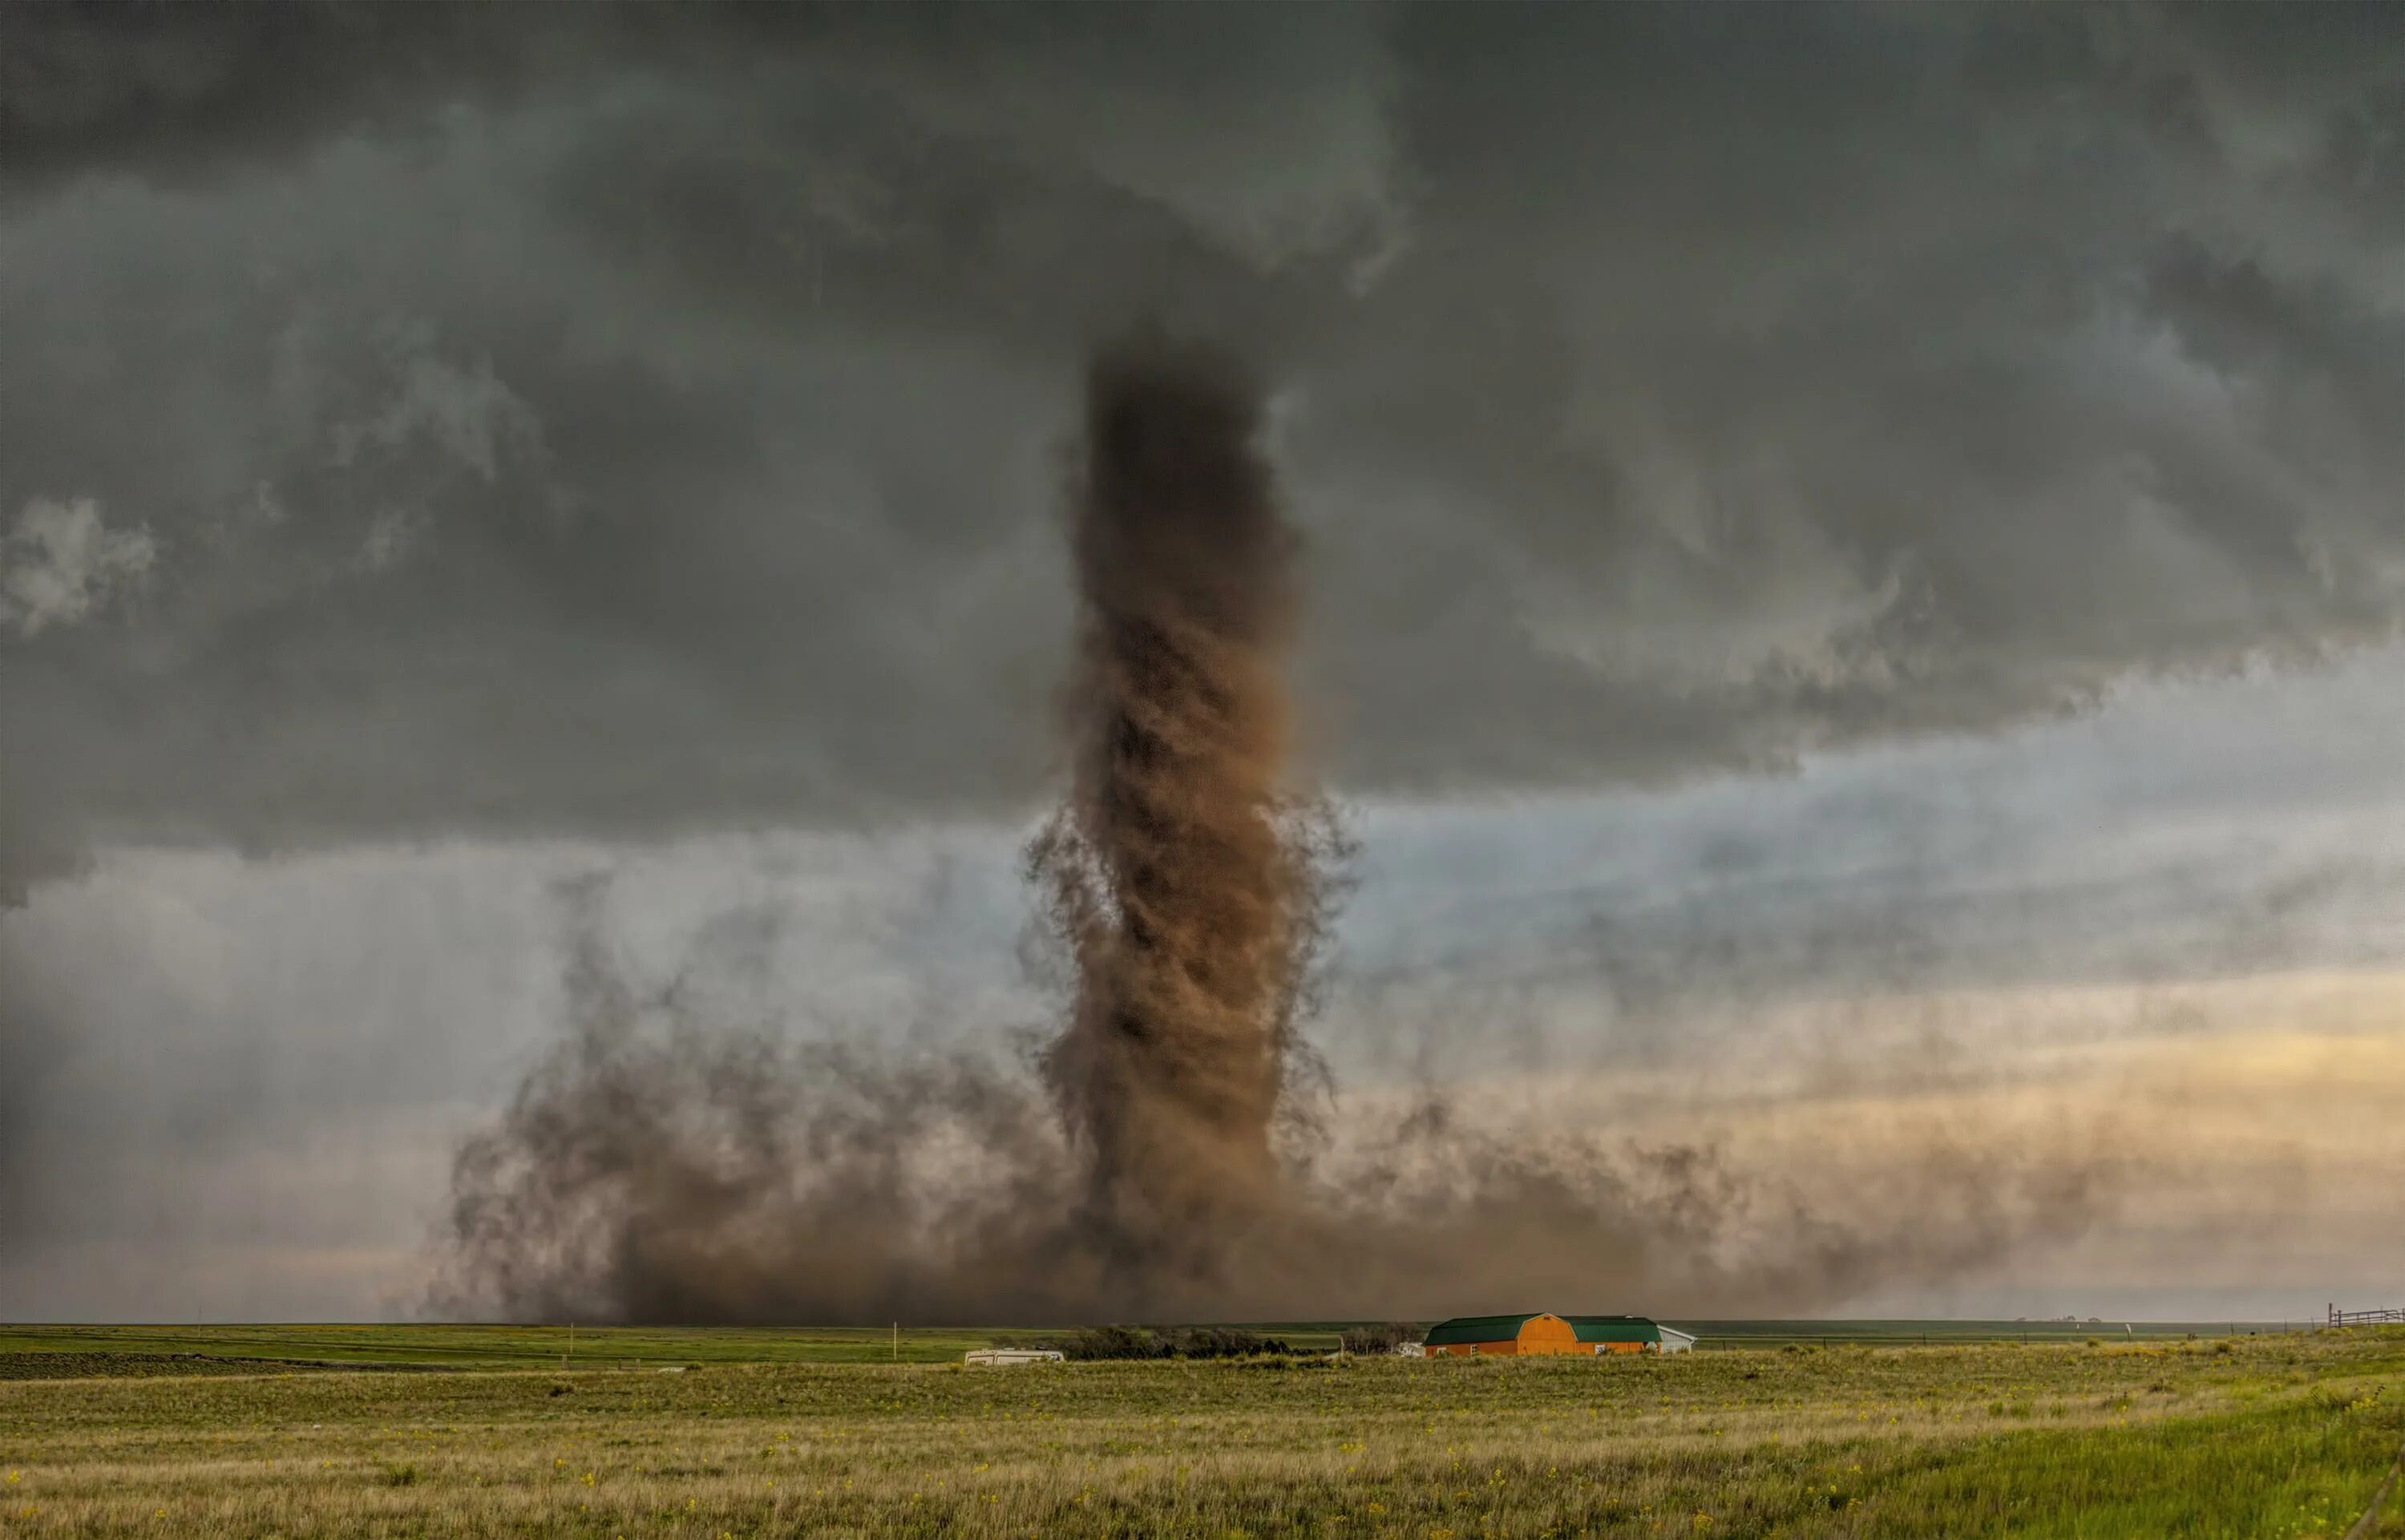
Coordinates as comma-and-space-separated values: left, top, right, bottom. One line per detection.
2, 3, 2401, 1322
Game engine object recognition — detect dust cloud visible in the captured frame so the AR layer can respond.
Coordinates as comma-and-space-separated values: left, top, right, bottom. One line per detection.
436, 338, 2111, 1324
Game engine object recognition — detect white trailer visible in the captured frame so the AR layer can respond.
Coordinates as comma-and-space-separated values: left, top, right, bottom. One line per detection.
964, 1348, 1065, 1366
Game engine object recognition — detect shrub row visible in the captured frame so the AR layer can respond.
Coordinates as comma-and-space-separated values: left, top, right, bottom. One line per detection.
1337, 1323, 1424, 1356
1048, 1323, 1426, 1360
1049, 1326, 1304, 1360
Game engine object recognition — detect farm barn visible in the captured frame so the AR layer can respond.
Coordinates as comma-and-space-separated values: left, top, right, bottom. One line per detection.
1421, 1313, 1696, 1356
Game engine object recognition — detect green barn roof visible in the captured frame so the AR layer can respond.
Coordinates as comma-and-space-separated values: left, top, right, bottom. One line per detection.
1422, 1313, 1665, 1346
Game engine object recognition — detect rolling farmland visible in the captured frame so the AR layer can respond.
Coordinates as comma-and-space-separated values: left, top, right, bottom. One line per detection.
2, 1324, 2399, 1537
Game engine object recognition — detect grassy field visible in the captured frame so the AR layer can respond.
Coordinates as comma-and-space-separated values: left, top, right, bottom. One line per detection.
2, 1327, 2400, 1537
0, 1319, 2314, 1372
0, 1324, 1076, 1370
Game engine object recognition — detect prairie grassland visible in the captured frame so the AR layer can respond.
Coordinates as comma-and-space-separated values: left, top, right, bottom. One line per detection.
1, 1329, 2399, 1538
0, 1320, 2298, 1374
0, 1324, 1077, 1369
0, 1321, 2307, 1372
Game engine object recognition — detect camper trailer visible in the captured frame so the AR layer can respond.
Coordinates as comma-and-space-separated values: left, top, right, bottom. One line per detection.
963, 1348, 1065, 1366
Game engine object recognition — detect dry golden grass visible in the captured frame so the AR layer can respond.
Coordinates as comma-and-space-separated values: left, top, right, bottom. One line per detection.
2, 1330, 2400, 1537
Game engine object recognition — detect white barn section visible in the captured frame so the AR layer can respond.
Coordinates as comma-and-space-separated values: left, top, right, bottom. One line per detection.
1654, 1326, 1697, 1354
964, 1348, 1065, 1366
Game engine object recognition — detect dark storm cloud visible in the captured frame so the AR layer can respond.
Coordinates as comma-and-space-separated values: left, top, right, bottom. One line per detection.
2, 2, 2400, 858
9, 2, 2405, 1325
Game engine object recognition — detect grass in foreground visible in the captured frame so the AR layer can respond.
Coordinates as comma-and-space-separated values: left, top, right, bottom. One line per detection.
0, 1320, 2309, 1372
0, 1328, 2399, 1537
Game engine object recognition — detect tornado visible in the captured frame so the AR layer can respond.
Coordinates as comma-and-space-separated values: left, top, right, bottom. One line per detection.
1032, 333, 1335, 1264
436, 336, 2090, 1328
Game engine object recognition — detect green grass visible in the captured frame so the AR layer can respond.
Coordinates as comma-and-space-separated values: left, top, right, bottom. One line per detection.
0, 1324, 1073, 1368
0, 1325, 2399, 1535
0, 1320, 2309, 1372
1676, 1320, 2326, 1348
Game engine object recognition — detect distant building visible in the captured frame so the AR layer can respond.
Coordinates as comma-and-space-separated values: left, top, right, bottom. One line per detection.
964, 1348, 1065, 1366
1421, 1313, 1696, 1356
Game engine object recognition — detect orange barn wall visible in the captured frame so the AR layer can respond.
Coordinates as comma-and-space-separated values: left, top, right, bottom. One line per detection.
1514, 1316, 1585, 1356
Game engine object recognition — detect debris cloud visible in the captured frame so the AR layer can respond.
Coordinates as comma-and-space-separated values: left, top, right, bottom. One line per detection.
436, 336, 2111, 1324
